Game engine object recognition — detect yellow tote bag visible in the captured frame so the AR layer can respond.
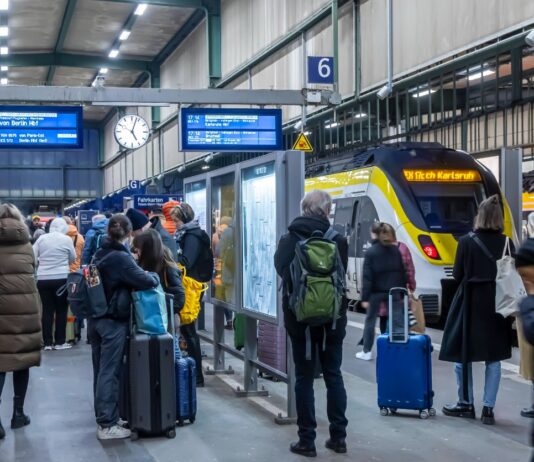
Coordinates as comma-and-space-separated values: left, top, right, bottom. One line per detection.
178, 264, 208, 325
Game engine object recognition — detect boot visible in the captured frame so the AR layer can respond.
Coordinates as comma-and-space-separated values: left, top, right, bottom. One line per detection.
481, 406, 495, 425
442, 402, 476, 419
11, 396, 30, 429
0, 417, 5, 439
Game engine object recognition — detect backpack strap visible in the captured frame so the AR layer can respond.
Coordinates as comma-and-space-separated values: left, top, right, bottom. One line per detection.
502, 237, 511, 259
74, 234, 78, 248
323, 227, 339, 241
469, 232, 495, 262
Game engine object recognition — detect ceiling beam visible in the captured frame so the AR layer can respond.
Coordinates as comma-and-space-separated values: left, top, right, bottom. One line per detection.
2, 53, 150, 71
94, 0, 202, 7
46, 0, 79, 85
0, 85, 334, 106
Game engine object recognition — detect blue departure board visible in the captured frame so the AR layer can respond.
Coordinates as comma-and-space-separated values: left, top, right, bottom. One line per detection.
180, 108, 282, 152
0, 106, 83, 149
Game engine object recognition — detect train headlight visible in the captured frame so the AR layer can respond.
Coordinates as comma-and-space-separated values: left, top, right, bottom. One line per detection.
418, 235, 441, 260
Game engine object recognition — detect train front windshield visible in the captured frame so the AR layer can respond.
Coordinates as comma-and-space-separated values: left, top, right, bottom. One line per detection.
409, 183, 486, 233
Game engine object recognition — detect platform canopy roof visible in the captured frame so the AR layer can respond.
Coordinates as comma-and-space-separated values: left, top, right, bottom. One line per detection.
1, 0, 211, 121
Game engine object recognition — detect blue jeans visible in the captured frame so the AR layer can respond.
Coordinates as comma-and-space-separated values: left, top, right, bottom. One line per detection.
88, 318, 128, 428
288, 319, 348, 446
454, 361, 501, 408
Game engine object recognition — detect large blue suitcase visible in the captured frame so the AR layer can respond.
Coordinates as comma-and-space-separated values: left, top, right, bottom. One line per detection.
376, 288, 435, 419
175, 343, 197, 426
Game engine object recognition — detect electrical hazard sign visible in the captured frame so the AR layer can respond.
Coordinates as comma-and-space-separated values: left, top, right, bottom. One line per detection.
292, 132, 313, 152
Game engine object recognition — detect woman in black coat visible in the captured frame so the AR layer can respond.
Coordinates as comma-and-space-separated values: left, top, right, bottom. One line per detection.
89, 214, 159, 440
356, 222, 407, 361
440, 195, 513, 425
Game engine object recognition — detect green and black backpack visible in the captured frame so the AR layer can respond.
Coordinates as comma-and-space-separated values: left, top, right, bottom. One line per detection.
289, 228, 345, 356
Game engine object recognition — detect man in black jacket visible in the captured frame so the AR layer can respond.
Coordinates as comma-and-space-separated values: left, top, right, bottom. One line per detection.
274, 190, 349, 457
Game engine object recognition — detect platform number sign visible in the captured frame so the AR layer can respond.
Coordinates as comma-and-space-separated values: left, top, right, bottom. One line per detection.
307, 56, 334, 84
129, 180, 140, 190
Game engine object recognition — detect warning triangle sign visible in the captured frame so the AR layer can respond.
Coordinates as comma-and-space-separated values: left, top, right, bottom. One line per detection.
292, 132, 313, 152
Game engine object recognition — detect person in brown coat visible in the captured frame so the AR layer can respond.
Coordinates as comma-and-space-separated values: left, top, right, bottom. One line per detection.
67, 223, 85, 272
0, 203, 42, 439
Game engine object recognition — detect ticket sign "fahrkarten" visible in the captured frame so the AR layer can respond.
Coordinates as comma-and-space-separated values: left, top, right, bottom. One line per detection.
403, 169, 482, 182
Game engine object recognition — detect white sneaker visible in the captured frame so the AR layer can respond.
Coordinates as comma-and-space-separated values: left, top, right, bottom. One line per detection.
53, 343, 72, 350
97, 425, 131, 440
44, 346, 53, 351
355, 351, 372, 361
117, 418, 128, 428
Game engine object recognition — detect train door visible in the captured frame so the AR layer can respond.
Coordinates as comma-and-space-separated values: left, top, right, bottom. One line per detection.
332, 197, 360, 300
355, 197, 380, 297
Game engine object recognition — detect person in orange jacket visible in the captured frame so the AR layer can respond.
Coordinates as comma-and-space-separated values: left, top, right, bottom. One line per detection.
162, 200, 179, 236
66, 222, 85, 272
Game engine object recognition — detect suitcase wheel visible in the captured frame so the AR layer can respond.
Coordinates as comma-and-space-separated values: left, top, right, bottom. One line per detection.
379, 407, 389, 416
189, 416, 195, 424
166, 429, 176, 439
419, 410, 429, 420
177, 419, 185, 427
130, 430, 139, 441
390, 408, 397, 415
428, 408, 436, 417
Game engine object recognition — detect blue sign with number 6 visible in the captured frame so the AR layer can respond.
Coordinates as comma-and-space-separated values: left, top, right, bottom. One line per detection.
307, 56, 334, 84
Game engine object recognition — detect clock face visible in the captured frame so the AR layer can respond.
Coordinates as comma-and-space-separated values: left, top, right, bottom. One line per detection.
114, 114, 150, 149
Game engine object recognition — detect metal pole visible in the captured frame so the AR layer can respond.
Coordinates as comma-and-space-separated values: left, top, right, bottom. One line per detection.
500, 147, 523, 243
386, 0, 393, 89
332, 0, 339, 93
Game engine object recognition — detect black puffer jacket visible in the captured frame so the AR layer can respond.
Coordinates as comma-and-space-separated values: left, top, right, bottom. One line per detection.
274, 215, 348, 333
361, 240, 407, 302
176, 223, 212, 282
93, 238, 159, 320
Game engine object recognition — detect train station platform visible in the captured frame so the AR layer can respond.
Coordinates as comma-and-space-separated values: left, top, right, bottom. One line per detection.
0, 310, 531, 462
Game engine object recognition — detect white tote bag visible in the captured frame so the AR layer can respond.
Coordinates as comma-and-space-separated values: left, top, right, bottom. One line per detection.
495, 238, 527, 317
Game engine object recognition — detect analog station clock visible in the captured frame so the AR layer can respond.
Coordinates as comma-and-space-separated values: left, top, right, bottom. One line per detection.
114, 114, 150, 149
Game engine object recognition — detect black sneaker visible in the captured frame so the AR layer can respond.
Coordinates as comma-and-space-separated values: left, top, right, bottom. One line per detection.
11, 411, 30, 429
442, 403, 476, 419
0, 418, 5, 439
521, 406, 534, 418
289, 441, 317, 458
325, 438, 347, 454
481, 406, 495, 425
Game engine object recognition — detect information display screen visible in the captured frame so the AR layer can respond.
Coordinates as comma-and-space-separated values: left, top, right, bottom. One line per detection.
0, 106, 83, 148
180, 108, 282, 152
184, 180, 207, 231
241, 161, 277, 317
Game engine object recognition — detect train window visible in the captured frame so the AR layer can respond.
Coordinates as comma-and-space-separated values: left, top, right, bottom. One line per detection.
410, 183, 485, 233
356, 197, 379, 257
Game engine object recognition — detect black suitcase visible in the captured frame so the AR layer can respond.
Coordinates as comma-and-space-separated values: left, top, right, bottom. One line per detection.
123, 294, 177, 440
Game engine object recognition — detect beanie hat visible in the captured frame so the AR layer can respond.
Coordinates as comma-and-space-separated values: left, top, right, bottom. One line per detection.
162, 200, 179, 235
125, 208, 149, 231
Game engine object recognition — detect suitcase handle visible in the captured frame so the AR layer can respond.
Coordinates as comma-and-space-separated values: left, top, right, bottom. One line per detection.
388, 287, 409, 344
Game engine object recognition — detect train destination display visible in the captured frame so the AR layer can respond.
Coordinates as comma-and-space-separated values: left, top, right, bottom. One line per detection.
0, 106, 83, 148
180, 108, 282, 152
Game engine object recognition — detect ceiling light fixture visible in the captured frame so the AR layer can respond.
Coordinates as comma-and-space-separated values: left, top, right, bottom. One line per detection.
0, 47, 8, 55
0, 27, 8, 37
354, 112, 367, 119
1, 78, 7, 85
108, 49, 119, 58
325, 121, 340, 129
134, 3, 147, 15
0, 0, 8, 11
412, 89, 436, 98
467, 69, 495, 81
99, 68, 108, 74
119, 30, 131, 41
1, 66, 7, 71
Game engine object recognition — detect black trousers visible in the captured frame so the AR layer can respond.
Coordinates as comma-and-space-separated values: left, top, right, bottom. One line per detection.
88, 318, 128, 428
288, 319, 348, 446
38, 279, 68, 346
180, 322, 204, 384
0, 369, 30, 406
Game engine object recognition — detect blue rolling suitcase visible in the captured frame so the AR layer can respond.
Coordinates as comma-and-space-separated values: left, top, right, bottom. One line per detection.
175, 343, 197, 426
376, 287, 435, 419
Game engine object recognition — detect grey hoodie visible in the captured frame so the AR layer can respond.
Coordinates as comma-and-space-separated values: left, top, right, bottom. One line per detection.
33, 218, 76, 280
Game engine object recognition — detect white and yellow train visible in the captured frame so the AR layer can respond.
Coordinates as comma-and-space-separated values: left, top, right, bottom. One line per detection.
305, 142, 514, 322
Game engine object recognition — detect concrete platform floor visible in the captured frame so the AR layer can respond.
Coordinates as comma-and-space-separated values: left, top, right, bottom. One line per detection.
0, 308, 532, 462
